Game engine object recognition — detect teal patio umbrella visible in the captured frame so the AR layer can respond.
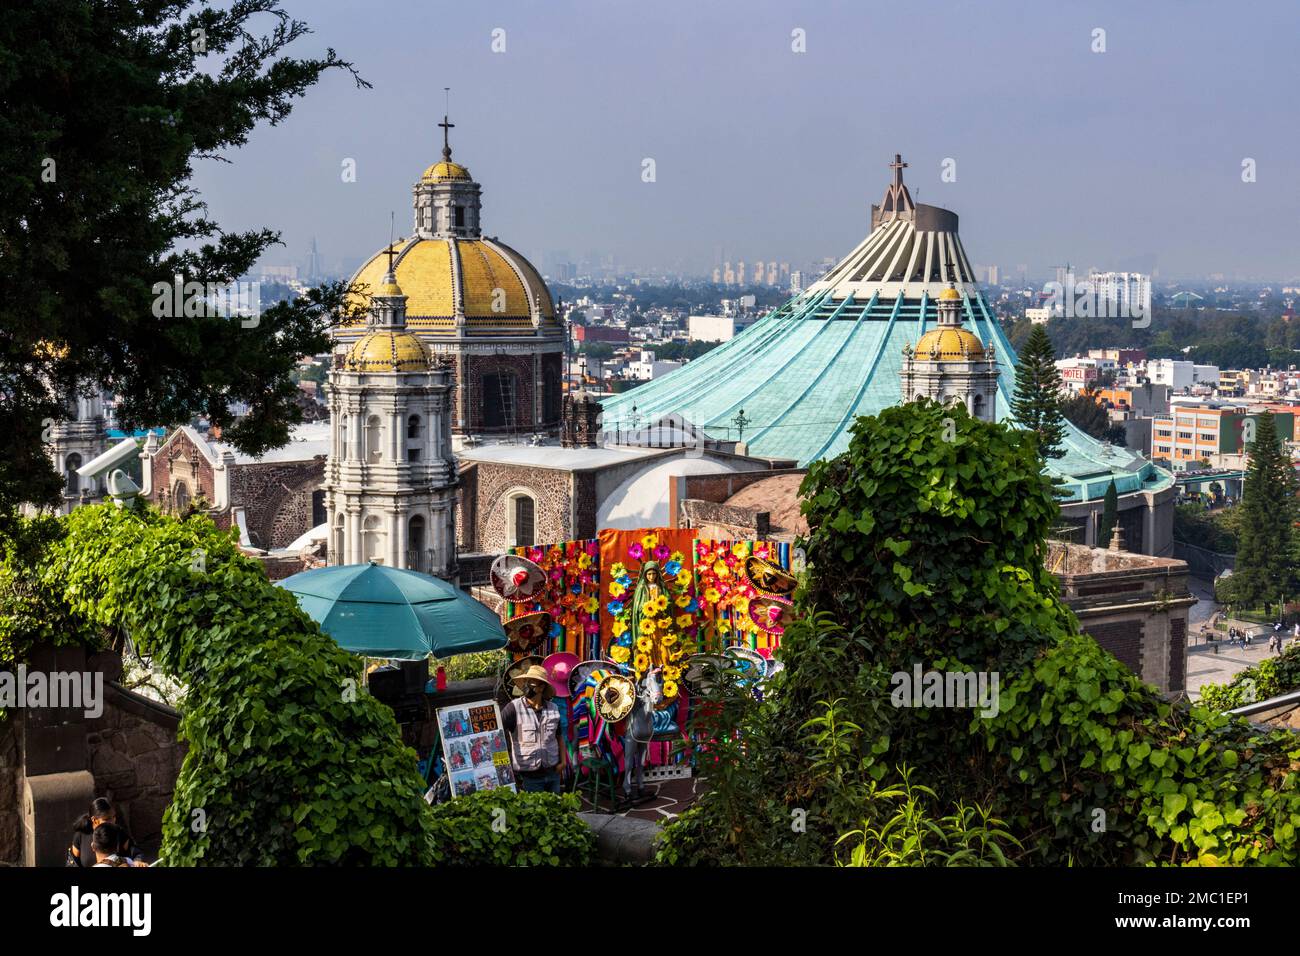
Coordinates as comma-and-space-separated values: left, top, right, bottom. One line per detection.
278, 561, 506, 660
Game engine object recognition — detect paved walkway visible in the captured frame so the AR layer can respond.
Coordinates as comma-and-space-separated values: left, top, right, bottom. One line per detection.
1186, 633, 1295, 699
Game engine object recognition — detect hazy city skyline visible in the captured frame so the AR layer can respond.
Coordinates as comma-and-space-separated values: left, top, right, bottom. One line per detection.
192, 0, 1300, 282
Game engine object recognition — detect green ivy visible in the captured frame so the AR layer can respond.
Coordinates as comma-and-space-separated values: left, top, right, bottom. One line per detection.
426, 789, 594, 866
32, 504, 435, 865
1199, 644, 1300, 711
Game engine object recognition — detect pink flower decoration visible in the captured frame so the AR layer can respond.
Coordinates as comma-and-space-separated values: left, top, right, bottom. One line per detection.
584, 620, 600, 634
653, 544, 670, 562
628, 543, 644, 560
585, 540, 599, 556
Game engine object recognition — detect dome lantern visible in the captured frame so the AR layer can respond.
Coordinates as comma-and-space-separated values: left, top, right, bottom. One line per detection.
413, 114, 482, 240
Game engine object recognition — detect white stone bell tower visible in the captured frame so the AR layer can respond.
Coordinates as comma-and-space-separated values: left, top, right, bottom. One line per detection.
324, 253, 458, 576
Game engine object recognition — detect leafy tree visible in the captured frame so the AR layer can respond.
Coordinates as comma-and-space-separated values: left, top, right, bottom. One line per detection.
1010, 325, 1067, 458
1097, 479, 1118, 548
0, 0, 368, 519
657, 400, 1300, 866
1232, 413, 1298, 609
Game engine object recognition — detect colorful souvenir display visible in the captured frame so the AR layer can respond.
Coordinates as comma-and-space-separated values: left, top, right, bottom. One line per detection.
542, 652, 580, 699
489, 553, 547, 602
748, 594, 794, 638
594, 672, 638, 723
508, 540, 602, 657
602, 530, 700, 705
693, 540, 793, 651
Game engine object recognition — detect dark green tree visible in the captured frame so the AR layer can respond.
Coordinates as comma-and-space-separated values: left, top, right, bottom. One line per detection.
1232, 412, 1298, 609
1097, 479, 1118, 549
0, 0, 368, 519
1010, 325, 1067, 458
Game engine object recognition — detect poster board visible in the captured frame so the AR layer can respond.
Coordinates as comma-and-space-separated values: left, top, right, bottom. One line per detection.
437, 700, 516, 797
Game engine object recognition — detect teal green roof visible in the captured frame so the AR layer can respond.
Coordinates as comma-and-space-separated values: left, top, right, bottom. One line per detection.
600, 290, 1174, 503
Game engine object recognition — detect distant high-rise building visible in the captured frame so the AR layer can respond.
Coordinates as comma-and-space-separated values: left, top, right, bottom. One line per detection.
765, 261, 778, 286
1090, 271, 1150, 315
724, 262, 735, 285
790, 270, 805, 293
737, 260, 746, 286
986, 265, 999, 285
306, 237, 324, 281
712, 267, 721, 284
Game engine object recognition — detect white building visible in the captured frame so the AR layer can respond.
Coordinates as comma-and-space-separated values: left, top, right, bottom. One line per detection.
626, 350, 683, 381
1147, 359, 1219, 393
1025, 307, 1052, 325
688, 314, 753, 343
1090, 271, 1151, 315
324, 265, 457, 575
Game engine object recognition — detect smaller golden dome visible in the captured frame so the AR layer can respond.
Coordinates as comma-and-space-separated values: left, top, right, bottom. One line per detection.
345, 330, 431, 372
937, 285, 962, 301
421, 161, 471, 183
375, 277, 404, 298
915, 327, 985, 361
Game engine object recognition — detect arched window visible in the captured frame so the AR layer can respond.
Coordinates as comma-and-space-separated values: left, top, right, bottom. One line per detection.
408, 515, 426, 570
406, 414, 423, 462
507, 492, 536, 548
64, 454, 82, 494
407, 415, 422, 439
366, 415, 383, 462
173, 481, 190, 513
311, 490, 327, 527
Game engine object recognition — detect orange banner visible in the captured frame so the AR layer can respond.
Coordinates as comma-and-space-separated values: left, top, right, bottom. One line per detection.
597, 527, 698, 655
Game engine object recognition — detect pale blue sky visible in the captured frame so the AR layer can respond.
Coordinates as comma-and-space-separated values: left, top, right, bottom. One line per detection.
194, 0, 1300, 280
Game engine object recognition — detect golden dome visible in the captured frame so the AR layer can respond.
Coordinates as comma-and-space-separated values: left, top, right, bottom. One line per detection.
342, 237, 556, 335
421, 161, 471, 183
914, 327, 985, 361
937, 285, 962, 301
345, 329, 431, 372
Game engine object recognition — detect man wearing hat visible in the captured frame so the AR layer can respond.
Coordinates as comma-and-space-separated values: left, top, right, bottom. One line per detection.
501, 664, 567, 794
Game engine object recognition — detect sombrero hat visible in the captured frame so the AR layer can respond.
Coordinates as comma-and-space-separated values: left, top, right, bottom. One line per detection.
568, 659, 608, 698
501, 655, 544, 701
682, 654, 728, 694
510, 663, 556, 702
748, 594, 795, 638
594, 673, 637, 723
504, 611, 551, 654
543, 652, 580, 699
724, 644, 768, 682
489, 553, 547, 601
743, 555, 797, 597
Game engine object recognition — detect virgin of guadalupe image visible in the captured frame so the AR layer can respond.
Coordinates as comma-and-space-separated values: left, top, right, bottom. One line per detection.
629, 560, 669, 666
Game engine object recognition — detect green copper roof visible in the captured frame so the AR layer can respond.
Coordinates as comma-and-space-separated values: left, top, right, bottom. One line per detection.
600, 290, 1173, 503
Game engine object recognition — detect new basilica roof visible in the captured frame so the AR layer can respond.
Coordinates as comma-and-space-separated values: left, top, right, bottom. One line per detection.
600, 157, 1173, 504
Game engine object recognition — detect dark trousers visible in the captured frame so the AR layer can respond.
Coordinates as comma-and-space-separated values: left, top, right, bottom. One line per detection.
517, 769, 562, 794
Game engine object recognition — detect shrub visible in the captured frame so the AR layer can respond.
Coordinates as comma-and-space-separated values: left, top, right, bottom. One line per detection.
426, 789, 594, 866
36, 504, 435, 865
1199, 643, 1300, 711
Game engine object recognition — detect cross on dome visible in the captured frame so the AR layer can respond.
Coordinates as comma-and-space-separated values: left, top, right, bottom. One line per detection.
438, 114, 455, 162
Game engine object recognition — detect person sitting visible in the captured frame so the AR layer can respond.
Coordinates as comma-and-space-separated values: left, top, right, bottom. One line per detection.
90, 824, 131, 867
67, 798, 145, 868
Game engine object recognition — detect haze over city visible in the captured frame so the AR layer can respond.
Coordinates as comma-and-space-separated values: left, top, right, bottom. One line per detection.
194, 0, 1300, 282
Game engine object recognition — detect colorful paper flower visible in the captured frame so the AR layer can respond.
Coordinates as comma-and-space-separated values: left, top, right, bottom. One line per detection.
639, 618, 657, 636
584, 596, 599, 614
665, 560, 682, 576
662, 680, 678, 698
636, 636, 653, 652
676, 569, 691, 587
609, 581, 626, 598
629, 543, 644, 561
634, 652, 650, 671
675, 614, 693, 630
609, 644, 630, 663
641, 533, 659, 551
653, 544, 671, 562
612, 619, 628, 637
675, 594, 691, 609
607, 600, 625, 616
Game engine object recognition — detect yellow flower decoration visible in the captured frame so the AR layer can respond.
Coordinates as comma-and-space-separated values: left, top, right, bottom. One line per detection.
732, 542, 751, 558
609, 644, 630, 663
662, 680, 678, 698
584, 596, 598, 614
578, 553, 592, 569
610, 562, 627, 579
634, 652, 650, 671
734, 598, 750, 615
675, 593, 691, 609
641, 533, 659, 551
675, 614, 692, 630
670, 551, 685, 565
612, 619, 628, 637
676, 570, 691, 587
636, 636, 653, 652
713, 561, 727, 577
661, 633, 678, 646
704, 587, 721, 604
663, 666, 681, 682
639, 618, 656, 636
609, 582, 626, 599
652, 594, 669, 613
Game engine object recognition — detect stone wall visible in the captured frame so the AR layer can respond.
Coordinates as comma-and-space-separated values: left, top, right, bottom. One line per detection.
228, 457, 325, 549
0, 647, 185, 865
679, 499, 770, 540
458, 460, 574, 553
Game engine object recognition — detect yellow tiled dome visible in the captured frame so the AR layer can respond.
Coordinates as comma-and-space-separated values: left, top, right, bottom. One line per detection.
915, 327, 985, 361
345, 330, 431, 372
421, 161, 472, 183
937, 285, 963, 301
343, 237, 555, 334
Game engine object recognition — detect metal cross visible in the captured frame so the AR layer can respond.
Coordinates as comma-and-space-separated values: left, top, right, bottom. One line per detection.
732, 407, 751, 444
439, 114, 455, 160
889, 153, 908, 187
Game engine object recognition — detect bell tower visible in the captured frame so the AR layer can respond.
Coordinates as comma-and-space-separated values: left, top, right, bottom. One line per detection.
412, 114, 482, 239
